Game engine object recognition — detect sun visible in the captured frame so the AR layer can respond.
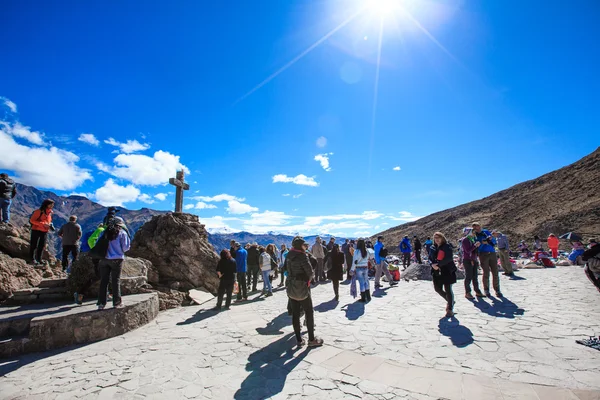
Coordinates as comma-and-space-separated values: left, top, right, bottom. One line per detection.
366, 0, 400, 16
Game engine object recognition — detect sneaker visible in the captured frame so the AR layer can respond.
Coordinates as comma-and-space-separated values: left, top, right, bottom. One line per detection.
475, 292, 486, 298
297, 339, 306, 347
374, 284, 382, 289
445, 310, 455, 318
465, 293, 475, 300
266, 292, 273, 297
107, 294, 113, 302
115, 303, 125, 309
390, 281, 399, 286
307, 338, 324, 347
97, 304, 105, 311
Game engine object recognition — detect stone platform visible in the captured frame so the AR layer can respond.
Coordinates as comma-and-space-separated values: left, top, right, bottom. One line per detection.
0, 293, 158, 359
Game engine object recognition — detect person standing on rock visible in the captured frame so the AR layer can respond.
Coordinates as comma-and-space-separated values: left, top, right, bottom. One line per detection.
29, 199, 55, 266
310, 237, 326, 284
472, 222, 502, 298
259, 245, 275, 297
429, 232, 458, 318
0, 172, 17, 225
492, 230, 514, 276
399, 236, 412, 269
214, 249, 237, 310
97, 217, 130, 310
413, 236, 423, 264
328, 243, 345, 301
234, 242, 248, 301
547, 234, 560, 259
246, 243, 260, 293
462, 230, 484, 300
351, 238, 373, 303
373, 236, 397, 289
58, 215, 82, 272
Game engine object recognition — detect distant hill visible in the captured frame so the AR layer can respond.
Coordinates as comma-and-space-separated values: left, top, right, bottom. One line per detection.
374, 147, 600, 250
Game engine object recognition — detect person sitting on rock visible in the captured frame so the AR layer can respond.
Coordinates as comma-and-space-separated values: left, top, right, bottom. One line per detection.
29, 199, 55, 266
214, 249, 237, 310
0, 172, 17, 225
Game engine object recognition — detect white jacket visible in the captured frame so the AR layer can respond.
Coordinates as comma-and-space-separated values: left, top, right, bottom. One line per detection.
352, 248, 375, 271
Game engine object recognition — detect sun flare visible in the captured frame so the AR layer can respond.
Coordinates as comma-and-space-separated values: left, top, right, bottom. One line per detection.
366, 0, 399, 16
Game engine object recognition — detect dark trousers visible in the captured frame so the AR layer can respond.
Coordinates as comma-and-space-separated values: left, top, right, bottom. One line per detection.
29, 230, 47, 263
433, 278, 454, 311
291, 296, 315, 342
279, 270, 286, 286
247, 265, 259, 290
98, 259, 123, 306
402, 253, 410, 268
332, 279, 339, 298
216, 279, 234, 308
345, 254, 352, 279
415, 250, 422, 264
237, 272, 248, 299
62, 245, 80, 270
463, 259, 481, 294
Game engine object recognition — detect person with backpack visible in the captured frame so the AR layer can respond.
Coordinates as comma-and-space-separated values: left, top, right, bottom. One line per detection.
462, 230, 484, 300
214, 249, 237, 311
373, 236, 397, 289
399, 236, 412, 269
96, 217, 130, 310
413, 236, 423, 264
0, 173, 17, 225
582, 239, 600, 293
259, 245, 275, 297
429, 231, 458, 318
58, 215, 82, 272
472, 222, 502, 298
29, 199, 55, 266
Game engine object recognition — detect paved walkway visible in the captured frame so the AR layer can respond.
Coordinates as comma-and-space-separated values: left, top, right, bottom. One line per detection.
1, 266, 600, 399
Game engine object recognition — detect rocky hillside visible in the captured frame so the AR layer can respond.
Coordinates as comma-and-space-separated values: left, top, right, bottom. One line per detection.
375, 147, 600, 250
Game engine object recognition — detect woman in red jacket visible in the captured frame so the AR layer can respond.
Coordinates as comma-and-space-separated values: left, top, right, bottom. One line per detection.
547, 234, 560, 259
29, 199, 54, 265
429, 231, 458, 318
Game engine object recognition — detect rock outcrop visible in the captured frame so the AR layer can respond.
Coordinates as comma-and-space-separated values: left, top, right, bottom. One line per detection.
128, 213, 220, 293
402, 263, 466, 281
0, 224, 56, 265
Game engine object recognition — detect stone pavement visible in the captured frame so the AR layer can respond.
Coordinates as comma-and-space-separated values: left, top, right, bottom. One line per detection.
1, 266, 600, 399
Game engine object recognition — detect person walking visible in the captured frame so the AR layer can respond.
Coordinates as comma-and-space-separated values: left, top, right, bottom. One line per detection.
246, 243, 260, 292
413, 236, 423, 264
462, 230, 484, 299
373, 236, 397, 289
429, 232, 458, 318
472, 222, 502, 297
278, 244, 289, 287
260, 245, 275, 297
29, 199, 55, 266
58, 215, 82, 272
399, 236, 412, 269
97, 217, 130, 310
310, 237, 326, 283
0, 173, 17, 225
328, 244, 345, 301
493, 230, 514, 276
351, 238, 373, 303
214, 249, 237, 310
547, 234, 560, 259
234, 242, 248, 301
285, 236, 323, 347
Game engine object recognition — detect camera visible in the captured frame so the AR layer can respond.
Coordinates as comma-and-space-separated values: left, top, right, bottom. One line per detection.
49, 223, 56, 232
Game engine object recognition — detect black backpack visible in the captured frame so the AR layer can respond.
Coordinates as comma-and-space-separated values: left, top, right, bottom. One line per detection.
379, 248, 389, 258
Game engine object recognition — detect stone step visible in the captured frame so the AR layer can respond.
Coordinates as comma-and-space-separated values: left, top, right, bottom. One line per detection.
38, 278, 67, 288
0, 336, 29, 359
8, 287, 71, 305
12, 287, 68, 296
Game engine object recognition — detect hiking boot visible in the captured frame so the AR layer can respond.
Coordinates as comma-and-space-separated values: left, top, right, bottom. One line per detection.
365, 289, 372, 302
308, 338, 324, 347
465, 293, 475, 300
358, 292, 366, 303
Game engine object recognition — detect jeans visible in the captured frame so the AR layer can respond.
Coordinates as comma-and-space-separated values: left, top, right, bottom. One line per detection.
247, 265, 259, 290
62, 245, 80, 270
30, 230, 47, 263
262, 270, 272, 293
498, 249, 513, 274
402, 253, 411, 268
0, 198, 10, 223
463, 259, 481, 294
479, 252, 500, 293
433, 278, 454, 310
375, 260, 393, 286
355, 267, 369, 292
291, 296, 315, 342
216, 279, 234, 308
316, 258, 326, 281
237, 272, 248, 299
98, 259, 123, 306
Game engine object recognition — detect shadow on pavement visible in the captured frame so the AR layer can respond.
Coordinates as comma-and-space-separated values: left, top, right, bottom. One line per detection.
472, 296, 525, 319
341, 301, 365, 321
314, 299, 339, 313
0, 342, 88, 377
509, 275, 527, 280
372, 287, 390, 298
234, 333, 310, 399
176, 308, 220, 325
256, 312, 290, 335
438, 317, 474, 348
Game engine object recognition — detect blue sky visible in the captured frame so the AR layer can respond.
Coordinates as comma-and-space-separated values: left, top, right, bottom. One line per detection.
1, 0, 598, 236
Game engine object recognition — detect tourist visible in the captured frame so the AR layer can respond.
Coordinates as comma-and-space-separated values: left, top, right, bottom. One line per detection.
328, 243, 345, 301
533, 235, 543, 251
472, 222, 502, 297
97, 217, 130, 310
310, 236, 326, 283
285, 236, 323, 347
351, 238, 373, 303
326, 237, 336, 272
246, 243, 260, 292
58, 215, 82, 272
102, 206, 119, 226
582, 239, 600, 293
229, 239, 237, 259
568, 241, 586, 265
29, 199, 55, 266
547, 234, 560, 259
260, 245, 275, 297
269, 243, 279, 281
341, 239, 351, 278
518, 240, 531, 257
461, 230, 484, 299
413, 236, 423, 264
214, 249, 237, 310
234, 242, 248, 301
0, 172, 17, 225
347, 240, 355, 280
399, 235, 412, 269
492, 230, 514, 276
429, 231, 458, 318
278, 244, 289, 287
424, 237, 433, 258
373, 236, 397, 289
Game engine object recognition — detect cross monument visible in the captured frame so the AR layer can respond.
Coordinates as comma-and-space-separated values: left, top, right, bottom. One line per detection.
169, 170, 189, 213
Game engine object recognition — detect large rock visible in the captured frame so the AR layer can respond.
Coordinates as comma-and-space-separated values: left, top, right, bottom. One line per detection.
0, 254, 65, 301
402, 263, 466, 281
128, 213, 220, 293
0, 224, 59, 266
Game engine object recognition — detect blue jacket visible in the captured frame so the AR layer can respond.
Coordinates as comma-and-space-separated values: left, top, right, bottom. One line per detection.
399, 238, 412, 253
235, 248, 247, 273
80, 230, 94, 252
374, 241, 385, 264
474, 229, 496, 253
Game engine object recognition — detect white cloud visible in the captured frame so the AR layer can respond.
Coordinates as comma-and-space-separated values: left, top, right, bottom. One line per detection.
226, 200, 259, 214
154, 193, 168, 201
104, 137, 150, 153
94, 179, 141, 207
193, 201, 217, 210
293, 194, 303, 199
192, 194, 244, 202
316, 136, 327, 148
1, 97, 17, 113
3, 121, 45, 145
98, 150, 188, 186
282, 194, 291, 197
138, 193, 155, 204
388, 211, 422, 222
78, 133, 100, 146
272, 174, 319, 187
199, 216, 240, 233
184, 204, 194, 210
314, 153, 333, 171
393, 166, 401, 171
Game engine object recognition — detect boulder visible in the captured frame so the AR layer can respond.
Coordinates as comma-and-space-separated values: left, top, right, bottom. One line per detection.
128, 213, 220, 293
402, 263, 465, 281
0, 253, 65, 301
0, 224, 59, 265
